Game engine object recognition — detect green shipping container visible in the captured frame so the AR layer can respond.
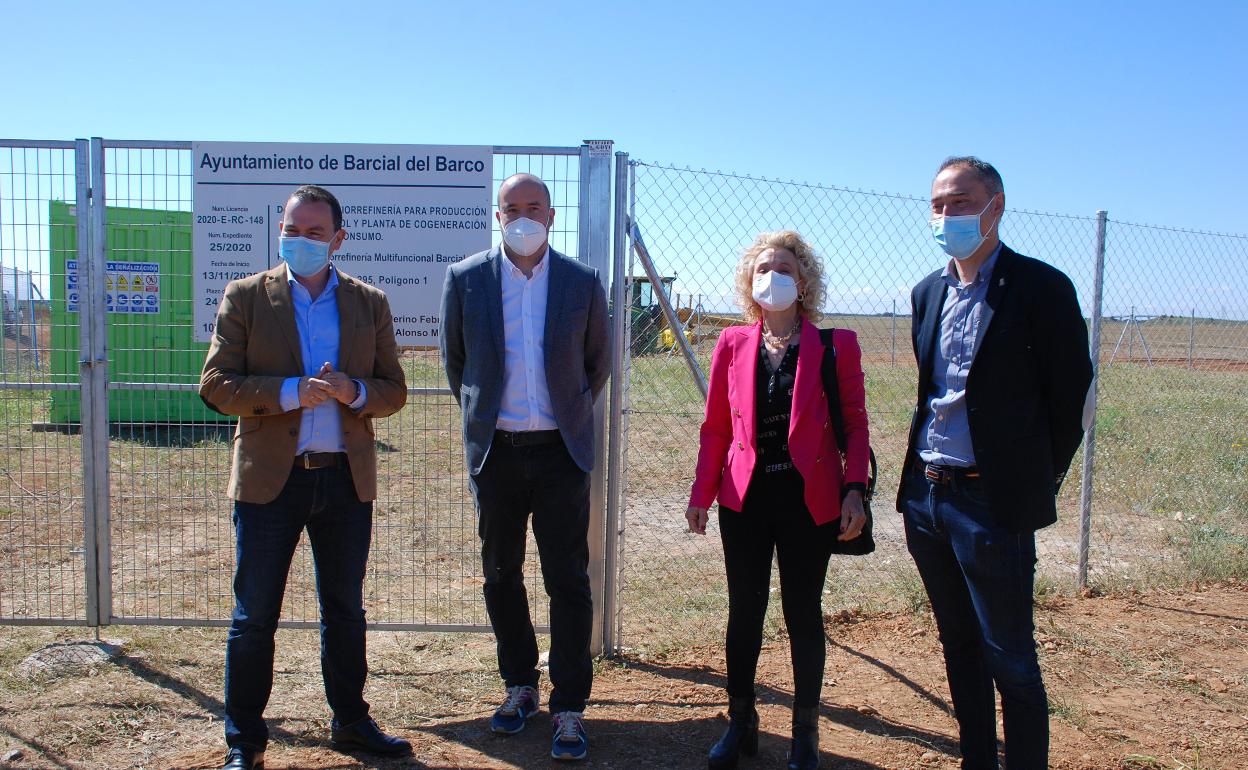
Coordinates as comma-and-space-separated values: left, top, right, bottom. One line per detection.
49, 201, 231, 423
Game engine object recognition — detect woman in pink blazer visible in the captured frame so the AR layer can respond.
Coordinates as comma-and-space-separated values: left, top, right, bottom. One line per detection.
686, 231, 870, 770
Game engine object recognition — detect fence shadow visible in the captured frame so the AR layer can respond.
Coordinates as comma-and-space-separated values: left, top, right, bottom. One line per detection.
111, 651, 322, 750
0, 723, 78, 770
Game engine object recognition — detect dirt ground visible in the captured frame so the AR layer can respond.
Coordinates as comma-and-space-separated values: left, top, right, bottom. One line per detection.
1, 583, 1245, 770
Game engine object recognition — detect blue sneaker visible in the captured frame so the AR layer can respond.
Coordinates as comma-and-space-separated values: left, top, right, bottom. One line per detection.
551, 711, 587, 761
490, 685, 539, 734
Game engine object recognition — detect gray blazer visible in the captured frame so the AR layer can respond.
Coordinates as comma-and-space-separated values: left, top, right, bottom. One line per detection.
440, 246, 610, 475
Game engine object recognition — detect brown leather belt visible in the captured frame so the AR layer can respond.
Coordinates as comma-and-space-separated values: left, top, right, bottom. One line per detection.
294, 452, 347, 470
923, 463, 980, 485
494, 429, 562, 447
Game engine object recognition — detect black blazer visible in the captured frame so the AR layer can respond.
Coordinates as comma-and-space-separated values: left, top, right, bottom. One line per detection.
896, 245, 1093, 531
440, 246, 610, 476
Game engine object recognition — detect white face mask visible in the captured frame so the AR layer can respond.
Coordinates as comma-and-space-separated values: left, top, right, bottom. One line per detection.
752, 271, 799, 312
501, 217, 548, 257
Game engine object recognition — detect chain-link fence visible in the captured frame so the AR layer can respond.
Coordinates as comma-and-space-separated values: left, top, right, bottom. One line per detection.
613, 159, 1248, 652
0, 138, 610, 634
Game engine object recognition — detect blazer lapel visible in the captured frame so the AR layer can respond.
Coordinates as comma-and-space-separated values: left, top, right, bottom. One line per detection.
543, 249, 565, 371
789, 319, 822, 444
918, 274, 947, 379
485, 247, 506, 364
335, 268, 358, 373
264, 266, 304, 374
972, 245, 1015, 359
736, 323, 761, 450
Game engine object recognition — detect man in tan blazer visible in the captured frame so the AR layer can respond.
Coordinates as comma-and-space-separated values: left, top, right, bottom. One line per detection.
199, 185, 408, 770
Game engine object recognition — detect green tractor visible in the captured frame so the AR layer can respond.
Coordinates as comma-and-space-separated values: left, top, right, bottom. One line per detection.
613, 274, 675, 356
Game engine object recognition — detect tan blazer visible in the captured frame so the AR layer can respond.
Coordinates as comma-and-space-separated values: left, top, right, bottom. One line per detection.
199, 265, 407, 504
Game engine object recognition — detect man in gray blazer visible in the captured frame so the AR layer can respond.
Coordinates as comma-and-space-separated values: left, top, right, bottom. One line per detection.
440, 173, 609, 761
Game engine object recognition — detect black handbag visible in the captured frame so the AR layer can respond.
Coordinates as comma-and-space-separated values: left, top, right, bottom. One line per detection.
819, 328, 877, 556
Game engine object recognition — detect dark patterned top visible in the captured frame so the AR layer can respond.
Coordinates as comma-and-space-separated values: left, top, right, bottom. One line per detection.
755, 339, 802, 488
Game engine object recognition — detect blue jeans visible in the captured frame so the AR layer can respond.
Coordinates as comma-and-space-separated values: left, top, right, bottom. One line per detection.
900, 466, 1047, 770
224, 465, 373, 752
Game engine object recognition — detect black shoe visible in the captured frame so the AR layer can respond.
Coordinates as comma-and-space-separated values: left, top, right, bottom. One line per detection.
221, 747, 264, 770
331, 716, 413, 757
708, 695, 759, 770
787, 705, 819, 770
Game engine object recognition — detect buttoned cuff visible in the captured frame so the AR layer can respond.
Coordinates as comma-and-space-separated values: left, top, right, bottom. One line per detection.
280, 377, 301, 412
348, 379, 367, 411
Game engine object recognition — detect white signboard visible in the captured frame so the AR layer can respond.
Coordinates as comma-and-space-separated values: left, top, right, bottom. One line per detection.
66, 260, 161, 314
192, 141, 493, 343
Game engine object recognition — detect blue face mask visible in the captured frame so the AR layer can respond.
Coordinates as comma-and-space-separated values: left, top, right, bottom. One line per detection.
279, 235, 333, 277
930, 195, 1000, 260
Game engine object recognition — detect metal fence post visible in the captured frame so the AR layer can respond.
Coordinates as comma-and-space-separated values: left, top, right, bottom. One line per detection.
74, 139, 101, 628
603, 151, 629, 656
85, 137, 112, 625
1188, 308, 1195, 370
1077, 210, 1108, 590
578, 141, 613, 656
891, 299, 897, 365
628, 221, 708, 398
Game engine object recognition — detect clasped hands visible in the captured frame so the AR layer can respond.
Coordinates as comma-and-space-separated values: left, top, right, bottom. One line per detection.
684, 490, 865, 541
298, 362, 357, 408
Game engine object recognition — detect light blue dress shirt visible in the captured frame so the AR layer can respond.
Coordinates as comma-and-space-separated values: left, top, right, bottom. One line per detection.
277, 265, 367, 454
917, 243, 1002, 467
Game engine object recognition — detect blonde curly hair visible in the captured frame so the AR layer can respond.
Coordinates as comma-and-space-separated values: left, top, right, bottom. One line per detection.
733, 230, 825, 324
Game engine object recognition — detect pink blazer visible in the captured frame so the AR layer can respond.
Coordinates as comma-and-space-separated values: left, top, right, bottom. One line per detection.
688, 319, 870, 525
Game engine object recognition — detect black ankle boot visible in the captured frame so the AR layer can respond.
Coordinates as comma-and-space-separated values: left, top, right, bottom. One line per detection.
786, 705, 819, 770
708, 695, 759, 769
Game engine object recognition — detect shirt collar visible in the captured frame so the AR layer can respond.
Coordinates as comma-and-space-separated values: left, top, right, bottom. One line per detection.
285, 262, 339, 293
940, 242, 1003, 289
500, 245, 551, 279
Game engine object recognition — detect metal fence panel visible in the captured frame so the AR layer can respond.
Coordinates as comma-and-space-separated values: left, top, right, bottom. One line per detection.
0, 140, 90, 625
90, 142, 588, 630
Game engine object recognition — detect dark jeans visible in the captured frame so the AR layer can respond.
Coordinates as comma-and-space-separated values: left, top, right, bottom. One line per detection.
469, 437, 593, 714
224, 465, 373, 752
900, 465, 1047, 770
719, 475, 838, 708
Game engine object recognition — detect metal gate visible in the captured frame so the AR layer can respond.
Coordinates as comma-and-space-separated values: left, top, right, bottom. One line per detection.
0, 138, 616, 649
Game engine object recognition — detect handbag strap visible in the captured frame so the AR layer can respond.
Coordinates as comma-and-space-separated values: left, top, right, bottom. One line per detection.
818, 327, 877, 499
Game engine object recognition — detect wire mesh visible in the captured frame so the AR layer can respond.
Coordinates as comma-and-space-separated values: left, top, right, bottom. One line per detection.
1, 142, 583, 630
4, 144, 1244, 648
0, 142, 88, 623
615, 160, 1248, 652
1085, 220, 1248, 588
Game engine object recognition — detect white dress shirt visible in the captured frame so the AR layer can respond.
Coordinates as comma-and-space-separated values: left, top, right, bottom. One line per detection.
495, 246, 558, 432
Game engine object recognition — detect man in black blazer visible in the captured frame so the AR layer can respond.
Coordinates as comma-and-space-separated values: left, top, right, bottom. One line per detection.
440, 173, 609, 762
897, 157, 1093, 770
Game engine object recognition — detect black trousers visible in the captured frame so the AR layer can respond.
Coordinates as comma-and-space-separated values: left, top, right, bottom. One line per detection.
469, 436, 593, 714
719, 474, 838, 708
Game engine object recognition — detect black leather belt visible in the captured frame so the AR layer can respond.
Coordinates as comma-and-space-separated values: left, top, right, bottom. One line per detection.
494, 429, 562, 447
294, 452, 347, 470
923, 463, 980, 485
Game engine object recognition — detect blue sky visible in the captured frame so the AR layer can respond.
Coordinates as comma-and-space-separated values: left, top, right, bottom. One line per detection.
5, 0, 1245, 232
